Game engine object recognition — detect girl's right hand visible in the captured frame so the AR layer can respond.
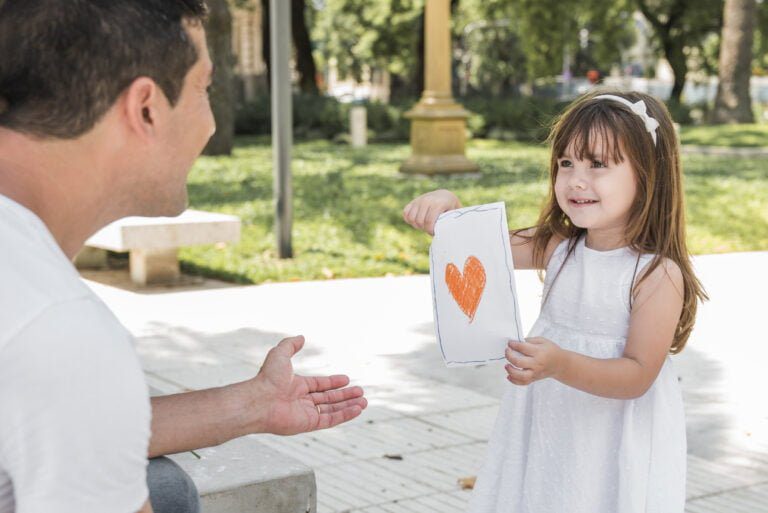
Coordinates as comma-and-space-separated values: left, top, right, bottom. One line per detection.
402, 189, 461, 236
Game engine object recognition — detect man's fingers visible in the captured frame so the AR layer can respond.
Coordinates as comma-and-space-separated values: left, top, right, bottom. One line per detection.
310, 384, 364, 405
275, 335, 305, 358
317, 396, 368, 414
318, 403, 364, 429
303, 374, 353, 394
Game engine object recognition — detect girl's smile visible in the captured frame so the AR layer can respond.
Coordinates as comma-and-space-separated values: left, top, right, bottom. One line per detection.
567, 197, 599, 206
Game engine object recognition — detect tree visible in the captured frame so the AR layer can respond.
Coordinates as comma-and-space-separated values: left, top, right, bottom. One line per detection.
292, 0, 319, 94
712, 0, 757, 122
312, 0, 425, 98
205, 0, 236, 155
636, 0, 723, 104
260, 0, 320, 94
455, 0, 635, 89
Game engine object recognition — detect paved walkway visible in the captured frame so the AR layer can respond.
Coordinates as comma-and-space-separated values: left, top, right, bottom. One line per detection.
83, 251, 768, 512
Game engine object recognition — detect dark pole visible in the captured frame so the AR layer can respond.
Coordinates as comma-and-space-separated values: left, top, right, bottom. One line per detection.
270, 0, 293, 258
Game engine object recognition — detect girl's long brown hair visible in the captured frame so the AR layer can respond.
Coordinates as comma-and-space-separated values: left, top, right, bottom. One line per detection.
527, 89, 707, 353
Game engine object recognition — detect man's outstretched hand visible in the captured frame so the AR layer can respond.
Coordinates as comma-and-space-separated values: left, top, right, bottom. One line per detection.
250, 335, 367, 435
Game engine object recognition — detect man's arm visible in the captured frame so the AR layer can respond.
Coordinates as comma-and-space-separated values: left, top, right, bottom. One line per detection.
149, 336, 367, 457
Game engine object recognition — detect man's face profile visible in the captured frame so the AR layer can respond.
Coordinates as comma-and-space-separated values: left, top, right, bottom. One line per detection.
136, 20, 216, 218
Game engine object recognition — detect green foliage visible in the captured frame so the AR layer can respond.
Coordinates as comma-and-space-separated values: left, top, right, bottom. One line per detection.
456, 0, 636, 82
665, 100, 694, 124
679, 123, 768, 147
234, 94, 346, 138
312, 0, 424, 80
464, 96, 568, 141
636, 0, 724, 46
180, 138, 768, 284
457, 19, 528, 95
234, 94, 411, 141
755, 0, 768, 75
234, 94, 577, 142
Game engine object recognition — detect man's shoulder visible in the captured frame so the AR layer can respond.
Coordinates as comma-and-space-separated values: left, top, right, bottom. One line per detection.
0, 197, 94, 348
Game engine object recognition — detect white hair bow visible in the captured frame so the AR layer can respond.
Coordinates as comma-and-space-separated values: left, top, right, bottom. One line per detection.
593, 94, 659, 145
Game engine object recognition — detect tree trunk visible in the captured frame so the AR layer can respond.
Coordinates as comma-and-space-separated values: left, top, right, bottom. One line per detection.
637, 0, 689, 105
712, 0, 756, 123
204, 0, 235, 155
291, 0, 319, 94
261, 0, 271, 89
664, 35, 688, 105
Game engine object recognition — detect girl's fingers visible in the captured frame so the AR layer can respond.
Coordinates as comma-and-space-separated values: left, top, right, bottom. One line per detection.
508, 339, 534, 357
402, 202, 413, 222
505, 347, 534, 369
426, 210, 441, 235
416, 204, 432, 230
506, 365, 534, 385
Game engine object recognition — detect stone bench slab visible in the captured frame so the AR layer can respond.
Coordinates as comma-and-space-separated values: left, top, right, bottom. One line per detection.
170, 436, 317, 513
86, 209, 240, 251
77, 210, 240, 285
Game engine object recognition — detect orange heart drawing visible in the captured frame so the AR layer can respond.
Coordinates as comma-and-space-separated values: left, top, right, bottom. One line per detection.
445, 256, 487, 323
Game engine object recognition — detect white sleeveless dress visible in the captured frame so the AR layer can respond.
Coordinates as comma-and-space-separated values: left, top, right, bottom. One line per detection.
468, 237, 686, 513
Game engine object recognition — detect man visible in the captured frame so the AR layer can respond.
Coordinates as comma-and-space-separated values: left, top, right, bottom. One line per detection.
0, 1, 367, 512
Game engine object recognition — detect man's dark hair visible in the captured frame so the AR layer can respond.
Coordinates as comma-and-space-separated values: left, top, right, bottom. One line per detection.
0, 0, 208, 139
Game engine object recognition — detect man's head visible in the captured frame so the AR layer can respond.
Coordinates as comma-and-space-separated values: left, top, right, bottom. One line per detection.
0, 0, 214, 218
0, 0, 208, 138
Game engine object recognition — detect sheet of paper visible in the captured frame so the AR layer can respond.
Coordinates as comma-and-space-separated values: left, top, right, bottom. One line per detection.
429, 202, 525, 367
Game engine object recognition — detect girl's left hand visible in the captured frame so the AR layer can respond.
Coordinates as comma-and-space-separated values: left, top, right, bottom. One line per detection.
505, 337, 565, 385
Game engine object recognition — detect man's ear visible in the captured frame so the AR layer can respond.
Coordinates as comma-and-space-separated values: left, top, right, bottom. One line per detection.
121, 77, 166, 141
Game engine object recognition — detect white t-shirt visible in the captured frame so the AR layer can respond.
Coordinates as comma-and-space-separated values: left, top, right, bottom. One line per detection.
0, 195, 151, 513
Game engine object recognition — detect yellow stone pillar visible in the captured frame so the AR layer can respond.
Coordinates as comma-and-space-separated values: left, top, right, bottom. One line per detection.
400, 0, 477, 175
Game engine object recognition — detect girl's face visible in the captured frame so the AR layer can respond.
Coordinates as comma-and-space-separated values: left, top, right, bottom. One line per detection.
554, 135, 637, 247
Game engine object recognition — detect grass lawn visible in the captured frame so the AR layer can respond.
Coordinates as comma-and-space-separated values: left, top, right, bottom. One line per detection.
181, 137, 768, 284
679, 123, 768, 147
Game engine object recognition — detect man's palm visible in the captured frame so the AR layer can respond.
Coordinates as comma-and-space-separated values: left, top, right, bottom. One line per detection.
257, 336, 366, 435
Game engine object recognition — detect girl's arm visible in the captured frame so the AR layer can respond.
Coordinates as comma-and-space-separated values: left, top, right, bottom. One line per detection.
506, 259, 685, 399
508, 227, 563, 270
403, 190, 560, 270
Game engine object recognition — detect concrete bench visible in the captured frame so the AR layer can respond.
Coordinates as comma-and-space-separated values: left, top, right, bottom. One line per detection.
75, 209, 240, 285
169, 437, 317, 513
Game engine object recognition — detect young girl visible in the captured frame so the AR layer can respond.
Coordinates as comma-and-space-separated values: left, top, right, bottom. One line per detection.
403, 90, 707, 512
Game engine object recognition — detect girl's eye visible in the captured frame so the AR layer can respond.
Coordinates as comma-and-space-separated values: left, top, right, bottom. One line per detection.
559, 159, 573, 168
592, 160, 606, 168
